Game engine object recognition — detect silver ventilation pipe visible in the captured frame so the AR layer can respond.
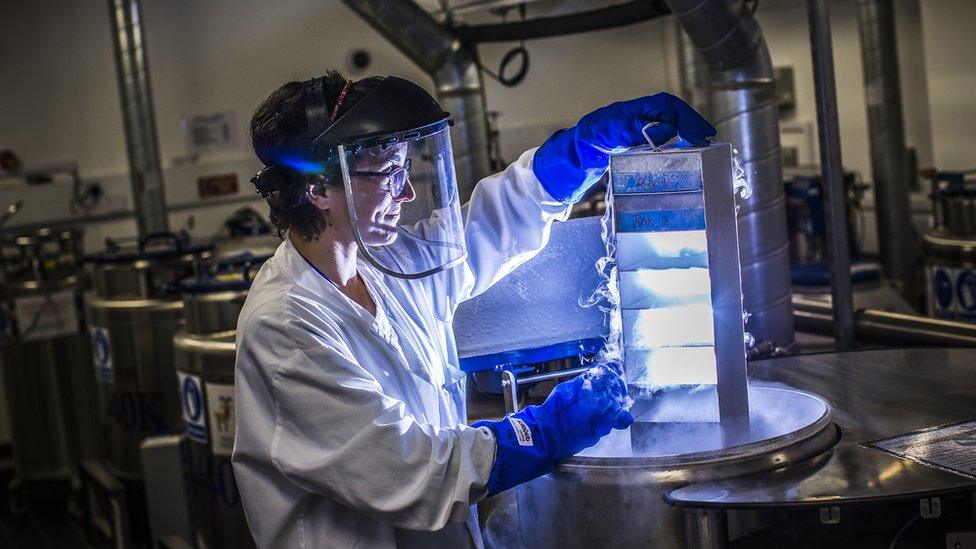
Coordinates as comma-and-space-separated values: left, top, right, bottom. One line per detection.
340, 0, 491, 202
108, 0, 169, 235
665, 0, 794, 348
676, 23, 712, 121
857, 0, 917, 303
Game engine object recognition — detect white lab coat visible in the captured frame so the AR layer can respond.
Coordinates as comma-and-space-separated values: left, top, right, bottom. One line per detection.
233, 148, 571, 548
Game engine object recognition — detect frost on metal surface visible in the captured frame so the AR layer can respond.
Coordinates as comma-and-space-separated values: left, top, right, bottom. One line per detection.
454, 216, 608, 358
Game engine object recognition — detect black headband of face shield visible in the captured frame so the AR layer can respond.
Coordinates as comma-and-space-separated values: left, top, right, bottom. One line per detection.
250, 76, 339, 197
302, 77, 331, 140
250, 165, 289, 198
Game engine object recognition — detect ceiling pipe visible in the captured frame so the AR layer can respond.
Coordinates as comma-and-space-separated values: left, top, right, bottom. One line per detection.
808, 0, 856, 350
452, 1, 671, 43
857, 0, 917, 304
665, 0, 794, 349
675, 22, 712, 121
794, 297, 976, 347
340, 0, 490, 202
108, 0, 169, 236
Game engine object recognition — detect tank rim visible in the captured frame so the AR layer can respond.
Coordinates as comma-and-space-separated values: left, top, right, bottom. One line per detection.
560, 386, 833, 469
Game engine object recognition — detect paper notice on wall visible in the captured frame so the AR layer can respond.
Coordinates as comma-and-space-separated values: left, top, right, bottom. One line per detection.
14, 290, 79, 341
206, 382, 236, 456
866, 421, 976, 479
181, 112, 238, 153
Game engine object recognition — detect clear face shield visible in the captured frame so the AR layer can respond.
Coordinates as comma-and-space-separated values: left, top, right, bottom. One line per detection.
337, 120, 466, 279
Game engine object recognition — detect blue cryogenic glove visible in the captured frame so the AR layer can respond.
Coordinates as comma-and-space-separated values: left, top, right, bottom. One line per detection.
473, 366, 634, 497
533, 92, 717, 203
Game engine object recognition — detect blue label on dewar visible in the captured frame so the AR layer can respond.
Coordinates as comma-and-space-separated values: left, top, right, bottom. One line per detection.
958, 271, 976, 312
178, 371, 208, 443
91, 327, 113, 382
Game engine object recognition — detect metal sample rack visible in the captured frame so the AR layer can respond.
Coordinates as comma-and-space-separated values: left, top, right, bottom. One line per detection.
609, 143, 748, 422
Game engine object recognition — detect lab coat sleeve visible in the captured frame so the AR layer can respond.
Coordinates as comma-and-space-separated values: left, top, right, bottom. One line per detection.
268, 307, 497, 531
456, 147, 573, 303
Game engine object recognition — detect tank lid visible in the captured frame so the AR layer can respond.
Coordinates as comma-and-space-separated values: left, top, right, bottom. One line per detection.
174, 329, 237, 355
923, 229, 976, 261
935, 184, 976, 198
89, 232, 214, 264
175, 251, 271, 293
565, 384, 832, 465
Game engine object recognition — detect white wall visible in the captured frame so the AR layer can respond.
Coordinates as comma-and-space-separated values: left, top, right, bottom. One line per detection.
920, 0, 976, 171
0, 0, 432, 176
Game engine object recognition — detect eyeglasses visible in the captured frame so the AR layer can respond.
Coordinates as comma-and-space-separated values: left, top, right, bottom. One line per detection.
349, 158, 412, 197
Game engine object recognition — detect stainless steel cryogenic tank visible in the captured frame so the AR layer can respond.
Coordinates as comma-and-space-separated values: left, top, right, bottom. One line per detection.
491, 145, 841, 547
92, 234, 208, 299
0, 228, 99, 504
85, 234, 213, 480
511, 384, 836, 548
86, 296, 185, 477
175, 254, 267, 548
182, 254, 266, 335
175, 331, 253, 548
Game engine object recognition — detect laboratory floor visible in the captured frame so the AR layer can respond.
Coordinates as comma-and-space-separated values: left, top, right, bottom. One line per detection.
730, 498, 974, 549
0, 462, 107, 549
0, 503, 97, 548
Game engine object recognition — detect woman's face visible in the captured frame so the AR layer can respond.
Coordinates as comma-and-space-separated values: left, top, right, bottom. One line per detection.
347, 145, 416, 247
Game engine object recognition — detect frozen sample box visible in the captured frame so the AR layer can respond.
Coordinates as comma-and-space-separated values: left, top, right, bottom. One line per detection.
610, 143, 748, 421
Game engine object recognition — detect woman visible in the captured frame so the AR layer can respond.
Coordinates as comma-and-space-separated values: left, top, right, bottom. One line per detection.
233, 71, 715, 548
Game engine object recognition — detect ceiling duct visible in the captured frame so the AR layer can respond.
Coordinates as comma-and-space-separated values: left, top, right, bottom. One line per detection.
665, 0, 794, 348
451, 1, 671, 43
417, 0, 553, 17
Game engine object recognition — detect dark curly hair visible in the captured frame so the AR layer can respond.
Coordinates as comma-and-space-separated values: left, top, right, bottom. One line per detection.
250, 70, 383, 240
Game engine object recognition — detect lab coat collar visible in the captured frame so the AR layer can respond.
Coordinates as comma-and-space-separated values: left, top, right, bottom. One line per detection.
275, 238, 398, 344
275, 238, 344, 303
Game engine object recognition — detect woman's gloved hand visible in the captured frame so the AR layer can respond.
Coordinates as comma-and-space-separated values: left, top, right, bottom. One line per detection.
472, 365, 633, 497
532, 92, 717, 203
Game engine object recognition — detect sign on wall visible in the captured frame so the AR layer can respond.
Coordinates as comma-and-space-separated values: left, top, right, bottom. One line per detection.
181, 112, 238, 154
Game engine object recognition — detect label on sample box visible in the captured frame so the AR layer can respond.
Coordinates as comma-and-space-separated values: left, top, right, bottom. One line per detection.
866, 421, 976, 479
206, 382, 236, 456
